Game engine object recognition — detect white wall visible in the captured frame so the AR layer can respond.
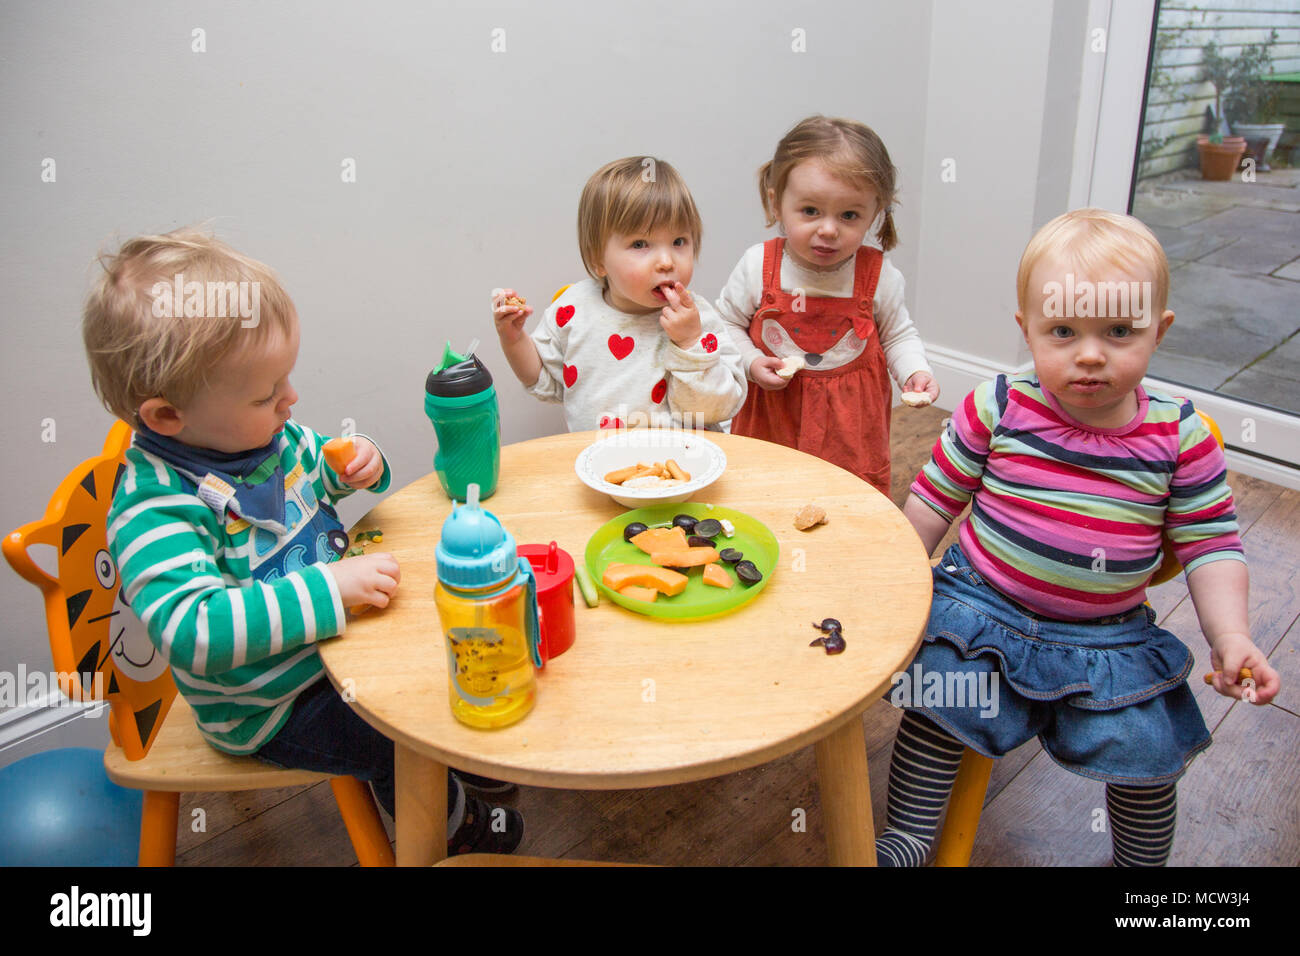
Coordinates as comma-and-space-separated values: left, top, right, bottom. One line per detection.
1, 0, 1091, 760
913, 0, 1078, 394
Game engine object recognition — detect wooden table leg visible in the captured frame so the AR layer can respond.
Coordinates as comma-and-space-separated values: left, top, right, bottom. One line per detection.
395, 742, 446, 866
815, 717, 876, 866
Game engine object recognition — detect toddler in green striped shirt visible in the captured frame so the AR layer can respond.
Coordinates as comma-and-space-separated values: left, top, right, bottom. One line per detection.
83, 227, 522, 854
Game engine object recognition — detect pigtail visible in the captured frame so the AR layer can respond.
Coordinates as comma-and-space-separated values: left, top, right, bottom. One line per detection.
757, 161, 778, 227
877, 207, 898, 252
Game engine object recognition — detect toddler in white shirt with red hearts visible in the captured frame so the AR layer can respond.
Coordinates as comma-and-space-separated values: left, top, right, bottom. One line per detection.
493, 156, 747, 432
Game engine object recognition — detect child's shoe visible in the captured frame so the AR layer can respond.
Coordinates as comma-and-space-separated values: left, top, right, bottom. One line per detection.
448, 793, 524, 856
451, 768, 517, 795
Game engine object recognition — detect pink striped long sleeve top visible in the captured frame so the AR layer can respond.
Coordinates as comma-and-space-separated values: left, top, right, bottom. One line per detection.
911, 375, 1244, 620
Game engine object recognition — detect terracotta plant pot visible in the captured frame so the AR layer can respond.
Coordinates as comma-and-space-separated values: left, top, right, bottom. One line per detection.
1197, 136, 1247, 181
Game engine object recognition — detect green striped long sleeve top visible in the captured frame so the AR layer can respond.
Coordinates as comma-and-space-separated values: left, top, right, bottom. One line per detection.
106, 420, 391, 754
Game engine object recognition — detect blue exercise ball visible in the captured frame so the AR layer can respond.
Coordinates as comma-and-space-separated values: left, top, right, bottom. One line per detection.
0, 747, 142, 866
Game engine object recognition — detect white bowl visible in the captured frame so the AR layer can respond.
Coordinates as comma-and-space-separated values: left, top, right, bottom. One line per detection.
575, 430, 727, 508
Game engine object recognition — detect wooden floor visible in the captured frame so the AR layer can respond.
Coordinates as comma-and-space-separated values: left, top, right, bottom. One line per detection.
172, 406, 1300, 866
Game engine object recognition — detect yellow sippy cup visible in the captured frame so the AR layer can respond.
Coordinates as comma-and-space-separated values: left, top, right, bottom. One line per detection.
434, 484, 540, 729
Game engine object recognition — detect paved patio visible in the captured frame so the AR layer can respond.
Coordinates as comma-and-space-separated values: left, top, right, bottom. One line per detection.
1133, 167, 1300, 417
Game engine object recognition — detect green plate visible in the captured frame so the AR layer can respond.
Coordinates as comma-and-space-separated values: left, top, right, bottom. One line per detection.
585, 503, 779, 621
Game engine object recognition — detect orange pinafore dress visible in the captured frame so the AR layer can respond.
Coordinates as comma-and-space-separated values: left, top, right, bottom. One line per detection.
731, 237, 893, 494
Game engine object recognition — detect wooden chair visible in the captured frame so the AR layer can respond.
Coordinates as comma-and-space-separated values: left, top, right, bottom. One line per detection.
3, 421, 395, 866
931, 410, 1224, 866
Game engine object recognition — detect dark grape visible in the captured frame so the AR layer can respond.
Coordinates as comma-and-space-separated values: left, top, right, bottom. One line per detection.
671, 514, 698, 532
718, 548, 743, 564
735, 560, 763, 585
687, 535, 715, 549
809, 618, 847, 655
623, 522, 649, 542
692, 518, 723, 539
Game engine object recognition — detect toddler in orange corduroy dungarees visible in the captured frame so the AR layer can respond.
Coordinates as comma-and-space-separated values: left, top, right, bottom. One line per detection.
716, 115, 938, 495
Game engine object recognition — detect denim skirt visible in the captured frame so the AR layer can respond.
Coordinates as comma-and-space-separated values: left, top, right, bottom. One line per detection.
902, 544, 1212, 785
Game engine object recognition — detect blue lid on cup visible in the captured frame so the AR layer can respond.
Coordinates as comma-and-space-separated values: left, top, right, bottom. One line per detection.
435, 484, 517, 589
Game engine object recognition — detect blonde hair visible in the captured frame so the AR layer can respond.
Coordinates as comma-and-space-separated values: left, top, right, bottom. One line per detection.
759, 115, 899, 252
577, 157, 703, 283
83, 227, 296, 423
1017, 209, 1170, 316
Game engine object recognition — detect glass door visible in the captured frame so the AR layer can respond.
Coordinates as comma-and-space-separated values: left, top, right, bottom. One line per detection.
1087, 0, 1300, 484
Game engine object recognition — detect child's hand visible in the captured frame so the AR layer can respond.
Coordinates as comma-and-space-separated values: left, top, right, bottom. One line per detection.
329, 552, 401, 610
750, 356, 790, 391
660, 282, 702, 349
335, 437, 384, 489
1208, 634, 1280, 705
492, 287, 533, 346
903, 371, 940, 404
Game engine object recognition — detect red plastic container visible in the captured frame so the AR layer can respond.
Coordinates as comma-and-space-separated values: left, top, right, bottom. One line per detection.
516, 542, 575, 665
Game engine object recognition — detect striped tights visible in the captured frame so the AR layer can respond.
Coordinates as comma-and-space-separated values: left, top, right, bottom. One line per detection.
874, 710, 1177, 866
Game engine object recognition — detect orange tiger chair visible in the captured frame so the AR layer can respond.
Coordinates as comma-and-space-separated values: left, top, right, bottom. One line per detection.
930, 410, 1224, 866
4, 421, 394, 866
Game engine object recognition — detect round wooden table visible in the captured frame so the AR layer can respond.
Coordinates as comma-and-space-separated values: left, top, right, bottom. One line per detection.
318, 430, 932, 865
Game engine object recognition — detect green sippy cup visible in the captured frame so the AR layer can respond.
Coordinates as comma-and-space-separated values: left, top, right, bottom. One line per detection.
424, 340, 500, 501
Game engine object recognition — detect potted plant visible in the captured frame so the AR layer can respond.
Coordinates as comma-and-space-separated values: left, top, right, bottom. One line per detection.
1197, 132, 1247, 180
1224, 30, 1285, 170
1201, 38, 1236, 138
1198, 39, 1247, 179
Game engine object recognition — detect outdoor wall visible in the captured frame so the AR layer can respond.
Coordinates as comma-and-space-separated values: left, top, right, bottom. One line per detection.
1140, 0, 1300, 180
0, 0, 1086, 761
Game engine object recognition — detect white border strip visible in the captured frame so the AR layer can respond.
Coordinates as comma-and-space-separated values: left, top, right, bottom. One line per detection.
1143, 379, 1300, 491
1088, 0, 1156, 211
0, 695, 106, 754
1068, 0, 1113, 209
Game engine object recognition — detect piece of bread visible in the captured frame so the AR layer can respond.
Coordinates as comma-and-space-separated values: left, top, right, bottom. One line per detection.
776, 355, 806, 380
793, 503, 828, 531
900, 391, 932, 407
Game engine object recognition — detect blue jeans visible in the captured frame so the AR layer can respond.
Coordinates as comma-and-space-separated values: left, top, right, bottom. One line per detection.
904, 544, 1212, 785
254, 676, 457, 818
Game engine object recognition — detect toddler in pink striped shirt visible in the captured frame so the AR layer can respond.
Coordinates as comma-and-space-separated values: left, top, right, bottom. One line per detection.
875, 209, 1279, 867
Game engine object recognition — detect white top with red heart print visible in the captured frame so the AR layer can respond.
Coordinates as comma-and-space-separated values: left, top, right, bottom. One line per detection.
525, 278, 748, 433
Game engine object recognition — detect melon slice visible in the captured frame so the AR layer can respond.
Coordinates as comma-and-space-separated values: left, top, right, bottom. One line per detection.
630, 526, 688, 554
702, 563, 733, 589
323, 437, 355, 473
602, 563, 688, 597
649, 546, 719, 568
617, 585, 658, 602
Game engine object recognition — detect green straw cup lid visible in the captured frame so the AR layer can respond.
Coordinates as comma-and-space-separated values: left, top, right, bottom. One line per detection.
426, 341, 494, 402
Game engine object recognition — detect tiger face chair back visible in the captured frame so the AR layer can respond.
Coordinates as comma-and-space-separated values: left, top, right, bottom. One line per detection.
4, 421, 175, 759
